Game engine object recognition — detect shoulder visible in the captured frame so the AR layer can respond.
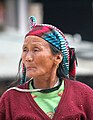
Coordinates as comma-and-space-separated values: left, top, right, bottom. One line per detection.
65, 78, 93, 90
64, 79, 93, 96
64, 79, 93, 107
0, 81, 29, 102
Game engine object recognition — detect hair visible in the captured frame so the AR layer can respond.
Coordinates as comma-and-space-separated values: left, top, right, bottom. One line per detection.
49, 44, 68, 80
48, 43, 77, 80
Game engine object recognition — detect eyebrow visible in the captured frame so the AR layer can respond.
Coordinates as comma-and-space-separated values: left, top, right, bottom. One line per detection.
22, 44, 27, 48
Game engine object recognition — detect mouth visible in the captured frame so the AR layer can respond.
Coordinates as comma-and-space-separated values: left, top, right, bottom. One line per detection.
26, 67, 36, 71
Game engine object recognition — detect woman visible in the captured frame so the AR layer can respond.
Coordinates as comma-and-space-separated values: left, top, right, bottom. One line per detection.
0, 16, 93, 120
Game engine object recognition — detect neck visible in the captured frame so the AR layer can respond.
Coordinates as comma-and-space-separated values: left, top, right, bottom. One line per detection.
33, 73, 58, 89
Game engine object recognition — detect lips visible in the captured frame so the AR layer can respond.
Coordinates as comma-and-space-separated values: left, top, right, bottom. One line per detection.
26, 66, 36, 71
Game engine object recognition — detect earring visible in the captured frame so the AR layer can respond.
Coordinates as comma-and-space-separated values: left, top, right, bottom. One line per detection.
57, 64, 59, 68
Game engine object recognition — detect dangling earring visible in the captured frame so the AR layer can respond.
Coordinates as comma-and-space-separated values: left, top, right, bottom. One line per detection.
57, 64, 59, 68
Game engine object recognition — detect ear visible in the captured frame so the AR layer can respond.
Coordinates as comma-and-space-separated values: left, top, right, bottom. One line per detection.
54, 53, 63, 65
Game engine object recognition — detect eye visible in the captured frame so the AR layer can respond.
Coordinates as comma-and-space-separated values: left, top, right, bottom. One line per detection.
23, 47, 28, 52
33, 47, 40, 52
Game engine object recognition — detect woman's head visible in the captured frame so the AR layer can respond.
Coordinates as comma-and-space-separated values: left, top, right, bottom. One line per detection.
20, 16, 77, 84
22, 35, 62, 80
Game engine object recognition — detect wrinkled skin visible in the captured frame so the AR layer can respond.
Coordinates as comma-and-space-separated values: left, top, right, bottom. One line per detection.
22, 36, 62, 89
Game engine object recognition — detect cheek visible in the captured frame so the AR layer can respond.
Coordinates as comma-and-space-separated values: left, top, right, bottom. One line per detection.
37, 54, 54, 70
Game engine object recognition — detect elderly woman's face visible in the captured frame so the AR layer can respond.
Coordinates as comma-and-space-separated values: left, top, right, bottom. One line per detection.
22, 36, 57, 79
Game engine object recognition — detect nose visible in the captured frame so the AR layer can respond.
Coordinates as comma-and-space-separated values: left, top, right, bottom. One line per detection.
26, 51, 33, 62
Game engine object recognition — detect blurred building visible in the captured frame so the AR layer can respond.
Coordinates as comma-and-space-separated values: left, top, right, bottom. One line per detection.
0, 0, 93, 41
0, 0, 43, 34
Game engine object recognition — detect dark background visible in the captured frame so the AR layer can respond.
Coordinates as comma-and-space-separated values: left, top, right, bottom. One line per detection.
35, 0, 93, 41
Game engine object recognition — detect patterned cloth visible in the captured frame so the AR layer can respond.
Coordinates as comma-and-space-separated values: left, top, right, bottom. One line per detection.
22, 16, 77, 84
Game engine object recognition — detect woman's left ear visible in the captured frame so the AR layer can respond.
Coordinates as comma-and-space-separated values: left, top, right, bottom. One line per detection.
54, 53, 63, 65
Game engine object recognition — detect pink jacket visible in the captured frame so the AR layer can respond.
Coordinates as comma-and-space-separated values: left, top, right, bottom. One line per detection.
0, 79, 93, 120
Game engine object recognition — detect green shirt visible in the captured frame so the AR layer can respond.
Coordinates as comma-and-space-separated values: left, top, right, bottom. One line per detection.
29, 80, 64, 119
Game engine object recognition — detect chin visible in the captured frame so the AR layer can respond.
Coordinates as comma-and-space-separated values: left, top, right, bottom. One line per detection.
26, 72, 35, 78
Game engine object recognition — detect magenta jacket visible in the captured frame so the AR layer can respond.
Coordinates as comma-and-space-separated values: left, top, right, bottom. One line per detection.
0, 79, 93, 120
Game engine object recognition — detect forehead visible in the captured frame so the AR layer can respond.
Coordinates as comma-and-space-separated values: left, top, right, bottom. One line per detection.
24, 35, 49, 46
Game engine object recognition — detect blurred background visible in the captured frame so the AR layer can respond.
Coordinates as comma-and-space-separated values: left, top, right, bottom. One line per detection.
0, 0, 93, 96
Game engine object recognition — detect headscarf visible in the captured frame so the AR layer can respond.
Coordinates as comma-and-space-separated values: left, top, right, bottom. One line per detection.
21, 16, 77, 84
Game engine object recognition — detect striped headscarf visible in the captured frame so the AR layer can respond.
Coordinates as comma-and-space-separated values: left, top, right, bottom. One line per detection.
21, 16, 77, 84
